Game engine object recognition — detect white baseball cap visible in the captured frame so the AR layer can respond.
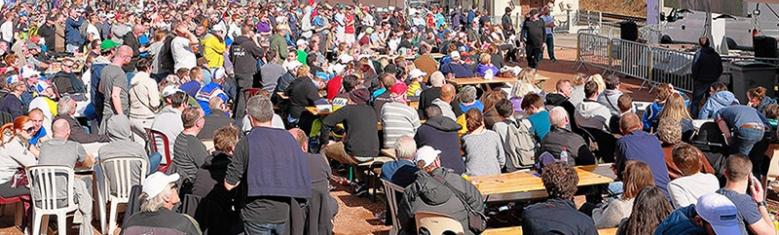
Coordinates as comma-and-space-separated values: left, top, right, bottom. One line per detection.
415, 146, 441, 168
212, 24, 226, 32
695, 193, 741, 235
409, 69, 426, 78
450, 51, 461, 59
161, 85, 185, 97
285, 60, 303, 72
142, 172, 180, 198
338, 54, 354, 64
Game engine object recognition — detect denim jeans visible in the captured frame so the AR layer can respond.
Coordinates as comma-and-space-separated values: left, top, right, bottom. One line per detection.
545, 34, 556, 60
730, 127, 764, 156
243, 222, 286, 235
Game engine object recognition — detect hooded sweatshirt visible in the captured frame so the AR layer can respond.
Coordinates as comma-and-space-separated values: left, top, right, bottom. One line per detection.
755, 96, 777, 114
98, 115, 149, 193
415, 116, 465, 174
698, 91, 738, 119
597, 89, 623, 115
230, 36, 261, 81
129, 71, 162, 120
653, 205, 705, 235
574, 100, 612, 131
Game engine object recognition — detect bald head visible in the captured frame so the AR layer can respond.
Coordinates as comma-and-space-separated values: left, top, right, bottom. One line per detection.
52, 119, 70, 139
133, 24, 146, 35
113, 45, 133, 65
549, 107, 569, 128
440, 84, 456, 102
619, 113, 642, 134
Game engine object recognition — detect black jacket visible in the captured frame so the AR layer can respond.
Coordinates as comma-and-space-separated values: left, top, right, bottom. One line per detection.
540, 126, 596, 166
230, 36, 262, 80
38, 23, 56, 52
54, 114, 109, 143
397, 168, 483, 235
156, 35, 176, 75
286, 77, 322, 119
414, 116, 465, 174
321, 104, 380, 158
122, 32, 140, 72
691, 46, 723, 83
417, 87, 442, 118
521, 199, 598, 235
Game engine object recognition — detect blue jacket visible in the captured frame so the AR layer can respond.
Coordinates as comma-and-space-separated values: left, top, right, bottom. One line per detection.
65, 17, 85, 46
440, 62, 474, 78
654, 205, 706, 235
698, 91, 738, 119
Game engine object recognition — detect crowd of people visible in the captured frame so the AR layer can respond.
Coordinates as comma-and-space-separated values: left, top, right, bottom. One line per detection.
0, 0, 775, 234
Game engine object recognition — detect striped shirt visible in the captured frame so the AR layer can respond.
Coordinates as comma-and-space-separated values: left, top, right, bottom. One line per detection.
380, 102, 421, 148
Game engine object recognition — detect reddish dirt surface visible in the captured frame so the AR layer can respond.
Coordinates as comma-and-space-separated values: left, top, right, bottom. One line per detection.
580, 0, 646, 18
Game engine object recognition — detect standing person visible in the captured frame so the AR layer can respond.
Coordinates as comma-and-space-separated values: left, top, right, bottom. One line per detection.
0, 13, 14, 44
64, 9, 85, 53
521, 162, 598, 234
716, 154, 775, 235
224, 96, 311, 235
99, 46, 133, 134
691, 37, 723, 117
129, 58, 162, 144
230, 25, 262, 121
540, 5, 557, 62
501, 7, 515, 38
202, 25, 226, 69
171, 24, 198, 71
170, 107, 209, 194
520, 9, 545, 68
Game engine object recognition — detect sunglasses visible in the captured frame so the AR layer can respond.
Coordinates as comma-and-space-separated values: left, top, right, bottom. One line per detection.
24, 126, 34, 133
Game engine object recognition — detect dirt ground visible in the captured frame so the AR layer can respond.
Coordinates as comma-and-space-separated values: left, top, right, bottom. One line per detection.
580, 0, 646, 18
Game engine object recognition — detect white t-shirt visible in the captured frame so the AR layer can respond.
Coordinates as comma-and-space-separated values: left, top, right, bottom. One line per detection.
0, 21, 13, 43
668, 173, 720, 208
171, 36, 196, 71
87, 23, 101, 41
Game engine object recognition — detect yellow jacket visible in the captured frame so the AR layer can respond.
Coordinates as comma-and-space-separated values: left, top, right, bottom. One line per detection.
202, 34, 226, 68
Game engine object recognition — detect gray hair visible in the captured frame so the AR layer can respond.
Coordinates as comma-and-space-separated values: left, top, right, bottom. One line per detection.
57, 96, 74, 115
139, 183, 175, 212
549, 106, 569, 128
246, 95, 274, 122
459, 86, 477, 103
394, 136, 417, 160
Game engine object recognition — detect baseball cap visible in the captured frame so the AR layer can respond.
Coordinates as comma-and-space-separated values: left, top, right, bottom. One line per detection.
450, 51, 461, 59
285, 60, 303, 72
390, 82, 407, 96
142, 172, 180, 198
100, 39, 120, 52
296, 39, 308, 47
34, 81, 50, 93
5, 75, 20, 86
212, 24, 225, 32
409, 69, 426, 78
338, 54, 354, 64
21, 66, 39, 79
161, 85, 185, 97
415, 146, 441, 168
696, 193, 741, 235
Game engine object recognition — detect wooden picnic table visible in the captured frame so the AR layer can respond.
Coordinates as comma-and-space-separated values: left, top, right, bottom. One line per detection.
469, 164, 615, 202
446, 77, 516, 86
482, 226, 617, 235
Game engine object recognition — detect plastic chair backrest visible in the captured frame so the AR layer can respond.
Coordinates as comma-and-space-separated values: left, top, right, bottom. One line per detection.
415, 211, 465, 235
145, 128, 171, 172
381, 179, 405, 234
26, 166, 75, 212
100, 157, 148, 201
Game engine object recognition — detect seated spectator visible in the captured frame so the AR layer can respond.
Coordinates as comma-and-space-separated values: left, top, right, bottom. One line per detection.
473, 53, 498, 77
593, 161, 654, 228
616, 186, 673, 234
615, 113, 671, 196
609, 94, 633, 134
462, 109, 505, 176
668, 143, 719, 208
194, 67, 228, 116
151, 87, 187, 163
569, 73, 587, 105
190, 126, 241, 233
123, 172, 202, 235
596, 75, 623, 115
521, 162, 598, 234
380, 83, 421, 149
541, 107, 595, 166
747, 86, 776, 114
397, 146, 484, 235
657, 93, 694, 136
714, 104, 768, 156
54, 96, 109, 143
431, 84, 457, 121
381, 136, 419, 187
698, 83, 737, 119
575, 80, 612, 131
289, 128, 338, 234
405, 69, 426, 97
372, 73, 398, 116
716, 154, 776, 234
415, 105, 466, 174
320, 88, 380, 186
179, 67, 203, 98
28, 81, 57, 133
417, 72, 444, 118
658, 120, 715, 180
240, 90, 286, 132
642, 83, 674, 132
545, 79, 577, 129
655, 193, 743, 235
0, 116, 37, 198
491, 98, 530, 171
197, 97, 232, 140
439, 51, 474, 78
27, 108, 50, 146
521, 93, 551, 141
51, 59, 85, 94
37, 119, 94, 235
0, 75, 26, 118
457, 86, 483, 113
285, 65, 324, 126
171, 107, 209, 194
99, 115, 154, 185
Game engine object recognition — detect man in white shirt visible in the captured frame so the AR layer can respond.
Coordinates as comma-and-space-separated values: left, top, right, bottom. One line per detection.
171, 24, 198, 71
0, 13, 14, 44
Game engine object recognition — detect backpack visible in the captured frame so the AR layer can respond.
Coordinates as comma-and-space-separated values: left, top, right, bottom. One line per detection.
502, 119, 537, 171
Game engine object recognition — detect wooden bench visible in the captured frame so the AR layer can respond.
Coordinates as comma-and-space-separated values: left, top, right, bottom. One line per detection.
482, 226, 617, 235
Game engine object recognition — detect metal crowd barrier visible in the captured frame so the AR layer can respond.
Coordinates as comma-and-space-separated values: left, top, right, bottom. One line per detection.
649, 47, 695, 93
576, 33, 613, 72
611, 39, 653, 89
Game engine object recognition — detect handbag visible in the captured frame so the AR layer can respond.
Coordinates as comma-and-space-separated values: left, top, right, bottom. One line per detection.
431, 174, 487, 233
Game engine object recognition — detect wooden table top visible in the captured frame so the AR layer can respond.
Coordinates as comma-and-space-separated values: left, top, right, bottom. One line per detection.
482, 226, 617, 235
469, 164, 615, 202
446, 77, 516, 86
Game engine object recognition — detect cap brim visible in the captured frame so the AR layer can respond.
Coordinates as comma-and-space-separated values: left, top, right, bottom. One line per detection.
711, 224, 741, 235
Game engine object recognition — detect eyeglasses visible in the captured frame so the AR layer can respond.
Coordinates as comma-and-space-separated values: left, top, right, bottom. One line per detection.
24, 127, 34, 133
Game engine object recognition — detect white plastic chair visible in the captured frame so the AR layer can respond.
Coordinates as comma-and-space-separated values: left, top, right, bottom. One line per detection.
99, 157, 148, 235
381, 179, 405, 235
26, 165, 78, 235
414, 211, 465, 235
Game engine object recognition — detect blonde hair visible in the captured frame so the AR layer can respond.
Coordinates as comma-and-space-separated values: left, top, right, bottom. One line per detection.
655, 83, 674, 103
658, 93, 691, 121
479, 53, 491, 64
587, 74, 606, 94
572, 73, 587, 86
518, 69, 537, 84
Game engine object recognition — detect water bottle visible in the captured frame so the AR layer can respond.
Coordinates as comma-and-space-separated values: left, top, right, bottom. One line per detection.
560, 146, 569, 163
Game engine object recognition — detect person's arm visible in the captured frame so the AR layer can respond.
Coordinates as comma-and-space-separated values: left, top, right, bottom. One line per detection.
10, 140, 37, 166
592, 199, 626, 228
76, 143, 95, 168
715, 115, 732, 145
749, 176, 777, 235
145, 80, 162, 109
496, 135, 506, 167
111, 86, 124, 116
224, 139, 248, 191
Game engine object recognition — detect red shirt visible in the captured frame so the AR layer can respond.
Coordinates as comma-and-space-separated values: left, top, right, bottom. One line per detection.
326, 75, 344, 101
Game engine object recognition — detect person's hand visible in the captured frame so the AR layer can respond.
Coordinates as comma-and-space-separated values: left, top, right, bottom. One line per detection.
750, 176, 766, 204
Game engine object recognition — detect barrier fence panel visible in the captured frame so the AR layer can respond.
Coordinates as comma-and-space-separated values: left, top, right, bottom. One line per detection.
649, 47, 695, 93
610, 38, 653, 88
576, 33, 613, 72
